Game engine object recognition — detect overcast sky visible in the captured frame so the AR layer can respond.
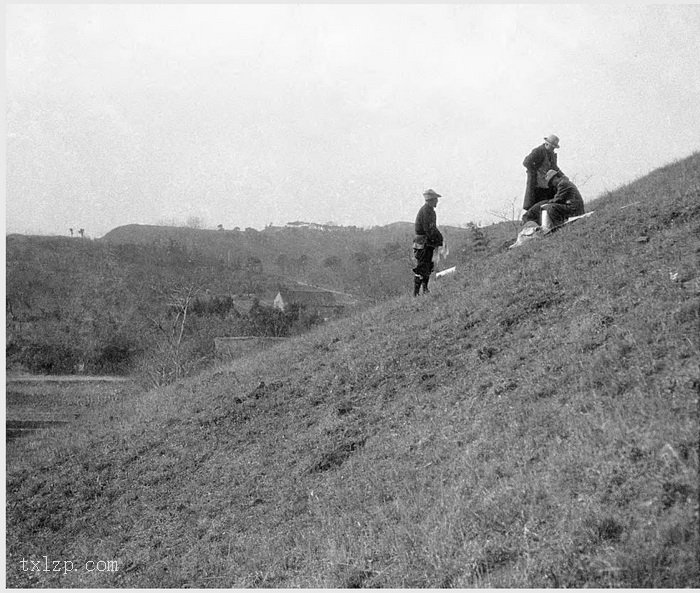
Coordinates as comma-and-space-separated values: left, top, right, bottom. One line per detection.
6, 3, 700, 237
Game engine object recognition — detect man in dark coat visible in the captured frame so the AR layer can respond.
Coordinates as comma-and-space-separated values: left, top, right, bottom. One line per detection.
522, 169, 585, 231
412, 189, 444, 296
522, 134, 563, 213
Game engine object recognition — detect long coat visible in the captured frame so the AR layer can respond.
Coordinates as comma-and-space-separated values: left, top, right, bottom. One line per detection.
522, 144, 561, 210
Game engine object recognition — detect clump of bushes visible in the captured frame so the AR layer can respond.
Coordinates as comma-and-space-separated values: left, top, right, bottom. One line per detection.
10, 342, 82, 375
189, 295, 237, 317
6, 335, 140, 376
92, 339, 140, 375
6, 297, 321, 385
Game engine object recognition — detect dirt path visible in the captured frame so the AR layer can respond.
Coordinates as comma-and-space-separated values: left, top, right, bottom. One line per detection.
6, 374, 133, 383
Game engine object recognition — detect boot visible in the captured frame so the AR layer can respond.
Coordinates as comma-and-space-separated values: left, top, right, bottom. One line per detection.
422, 277, 430, 294
413, 275, 422, 297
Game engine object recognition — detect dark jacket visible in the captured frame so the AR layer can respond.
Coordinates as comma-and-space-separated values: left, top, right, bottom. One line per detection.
523, 144, 562, 210
414, 202, 443, 247
551, 177, 584, 215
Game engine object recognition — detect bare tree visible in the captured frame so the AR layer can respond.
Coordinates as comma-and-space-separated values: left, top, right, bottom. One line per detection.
297, 254, 309, 274
69, 228, 74, 237
569, 173, 593, 188
141, 284, 203, 386
487, 195, 522, 232
275, 253, 289, 274
246, 255, 263, 274
186, 216, 202, 229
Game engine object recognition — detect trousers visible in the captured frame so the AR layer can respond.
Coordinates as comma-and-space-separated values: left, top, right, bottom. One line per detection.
413, 246, 435, 280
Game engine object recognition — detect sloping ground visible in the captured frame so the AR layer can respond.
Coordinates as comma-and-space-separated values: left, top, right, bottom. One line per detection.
6, 154, 699, 588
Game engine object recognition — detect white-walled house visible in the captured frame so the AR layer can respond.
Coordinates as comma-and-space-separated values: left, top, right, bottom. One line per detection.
273, 288, 355, 319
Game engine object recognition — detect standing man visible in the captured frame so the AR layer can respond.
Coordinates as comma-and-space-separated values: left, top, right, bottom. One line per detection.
412, 189, 444, 296
522, 134, 563, 215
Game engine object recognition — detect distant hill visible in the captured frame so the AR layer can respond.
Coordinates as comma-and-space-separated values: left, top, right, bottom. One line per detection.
100, 221, 473, 275
99, 219, 507, 300
6, 218, 476, 379
7, 153, 699, 587
100, 219, 483, 303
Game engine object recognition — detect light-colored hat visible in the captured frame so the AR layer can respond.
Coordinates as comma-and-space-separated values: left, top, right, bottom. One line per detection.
545, 169, 561, 185
544, 134, 560, 148
423, 189, 441, 199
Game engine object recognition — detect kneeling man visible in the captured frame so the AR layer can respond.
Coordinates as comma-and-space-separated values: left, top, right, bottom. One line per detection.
522, 169, 584, 231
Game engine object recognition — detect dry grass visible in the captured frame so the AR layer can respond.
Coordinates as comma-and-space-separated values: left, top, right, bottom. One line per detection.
6, 153, 700, 587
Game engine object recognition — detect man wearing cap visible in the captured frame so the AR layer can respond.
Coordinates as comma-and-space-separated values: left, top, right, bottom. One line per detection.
522, 169, 584, 231
522, 134, 563, 214
412, 189, 444, 296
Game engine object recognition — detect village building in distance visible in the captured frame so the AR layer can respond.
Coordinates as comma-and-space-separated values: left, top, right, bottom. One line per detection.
273, 287, 358, 320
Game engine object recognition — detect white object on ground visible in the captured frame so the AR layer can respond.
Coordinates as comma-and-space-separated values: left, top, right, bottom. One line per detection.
561, 211, 595, 225
509, 221, 541, 249
436, 266, 456, 278
509, 211, 595, 249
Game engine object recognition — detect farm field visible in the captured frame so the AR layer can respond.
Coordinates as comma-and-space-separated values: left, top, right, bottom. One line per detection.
6, 378, 142, 466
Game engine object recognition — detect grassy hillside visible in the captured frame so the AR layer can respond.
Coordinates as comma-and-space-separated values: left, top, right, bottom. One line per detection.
6, 154, 699, 587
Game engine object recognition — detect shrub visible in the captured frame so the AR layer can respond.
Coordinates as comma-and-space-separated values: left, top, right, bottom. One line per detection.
190, 295, 237, 318
21, 342, 81, 375
92, 339, 139, 375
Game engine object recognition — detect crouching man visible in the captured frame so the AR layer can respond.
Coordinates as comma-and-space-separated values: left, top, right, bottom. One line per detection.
522, 169, 584, 232
412, 189, 444, 296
